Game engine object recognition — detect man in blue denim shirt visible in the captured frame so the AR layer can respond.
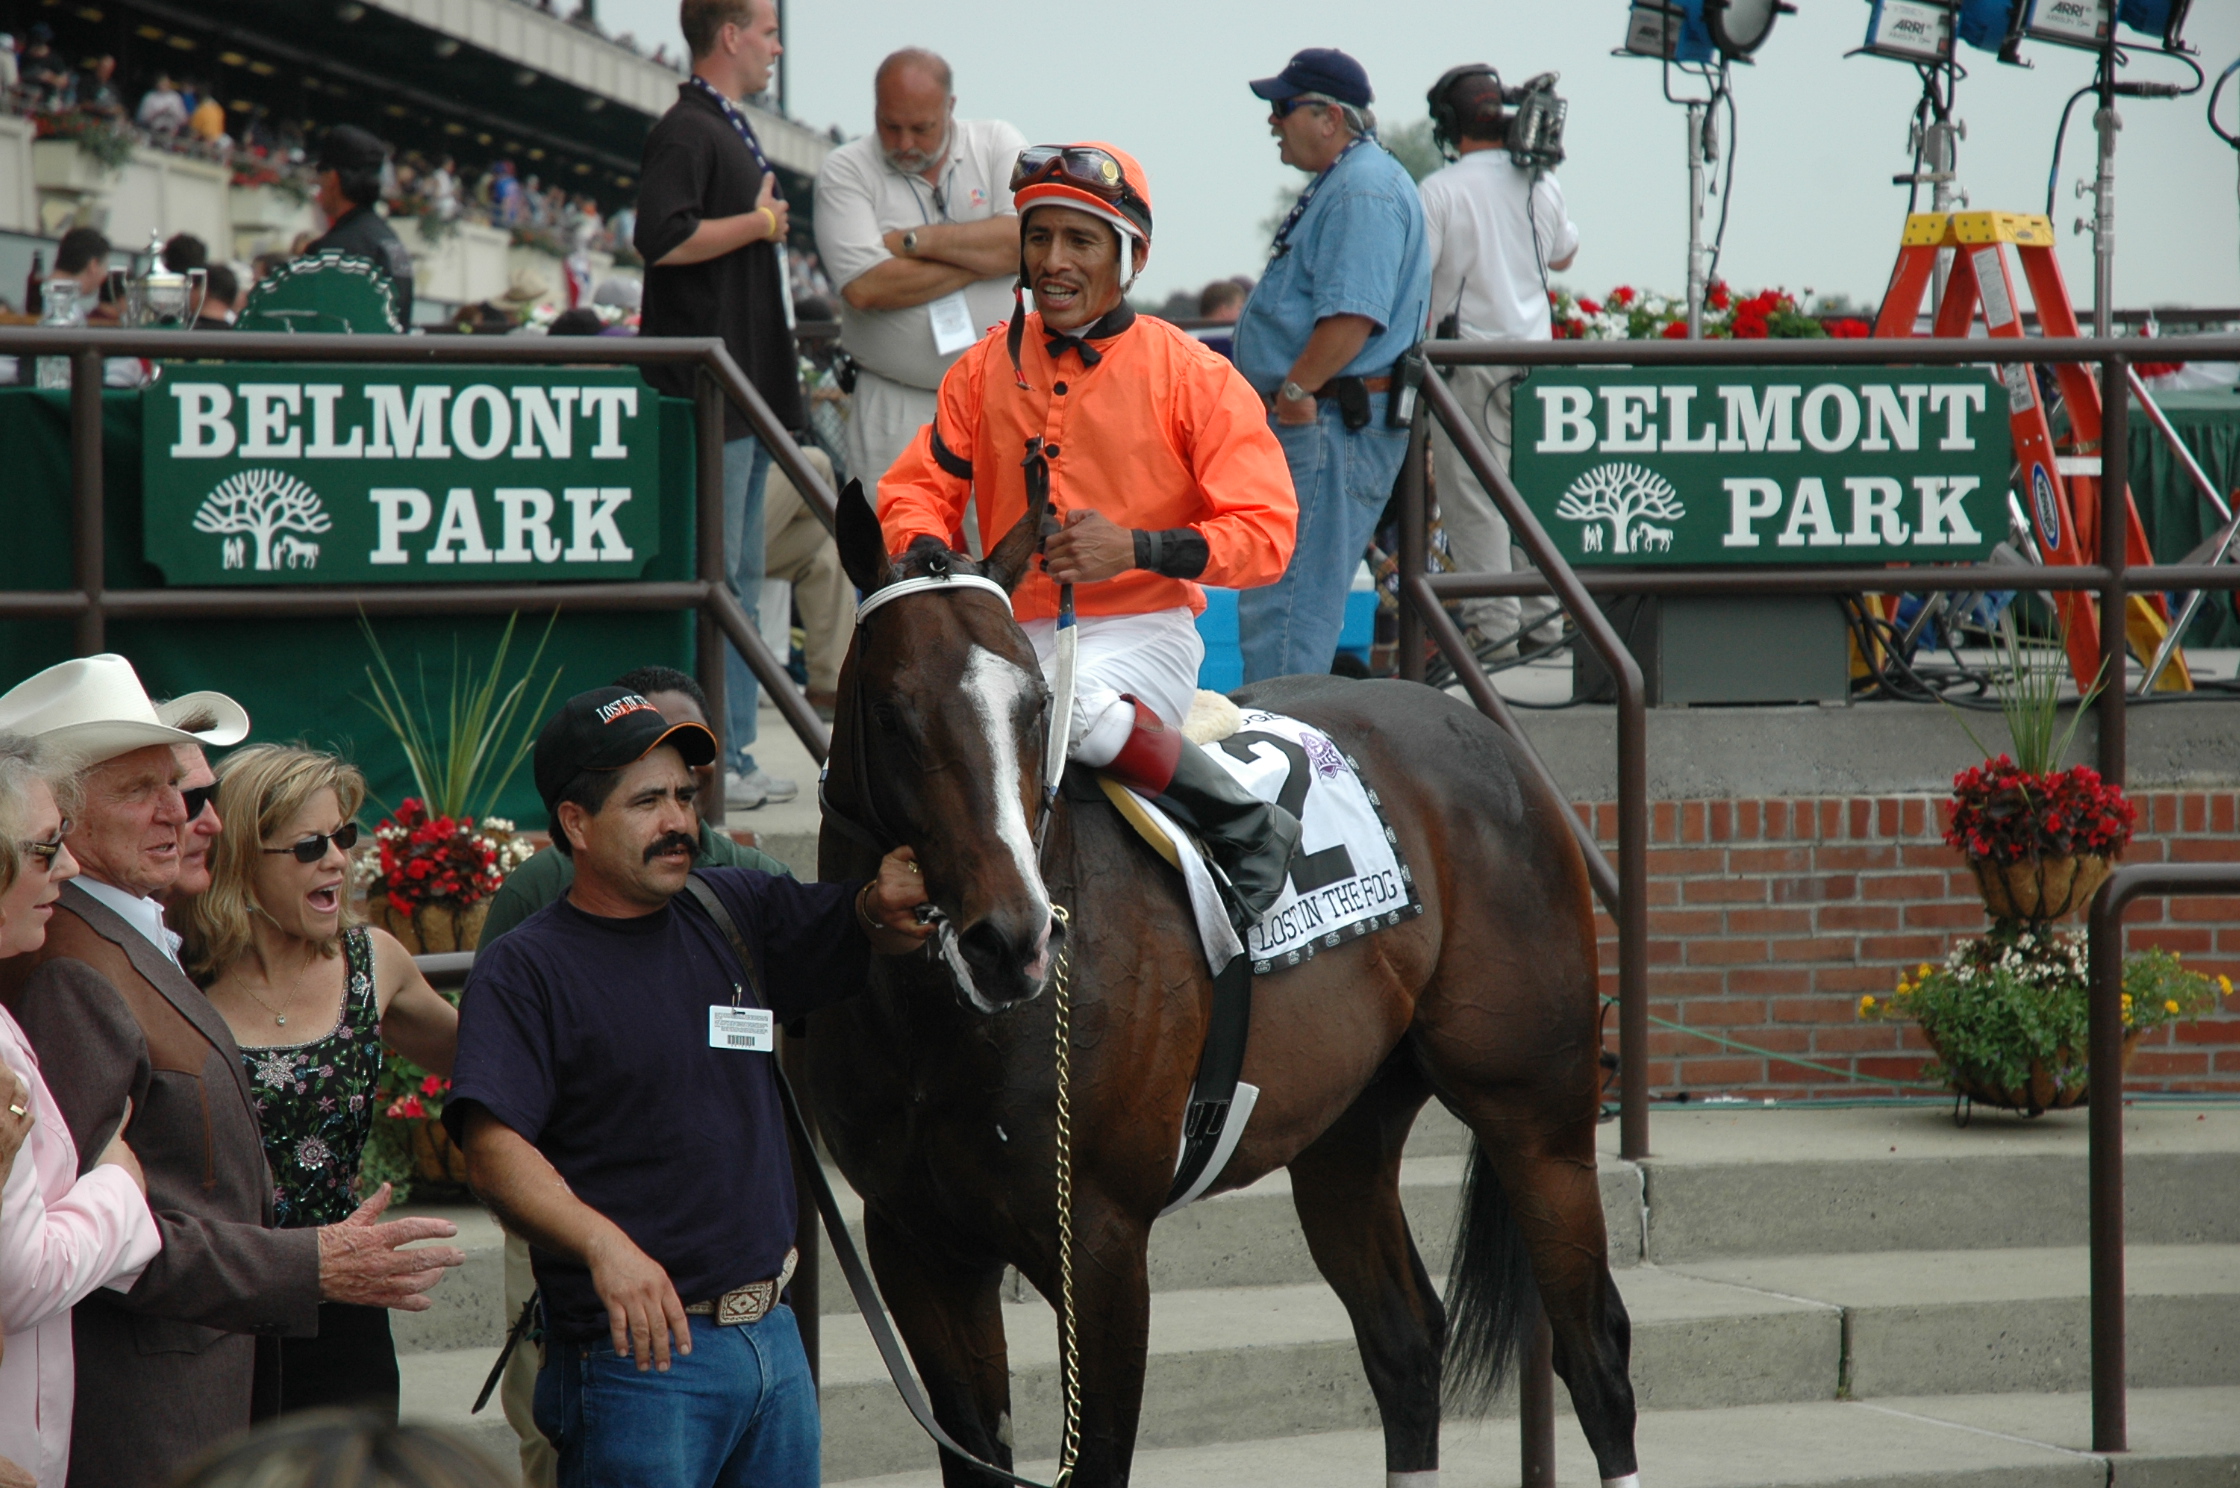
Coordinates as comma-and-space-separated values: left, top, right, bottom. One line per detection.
1233, 48, 1430, 682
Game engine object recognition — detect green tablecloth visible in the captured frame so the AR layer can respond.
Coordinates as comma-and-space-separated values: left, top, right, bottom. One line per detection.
0, 385, 701, 826
2130, 387, 2240, 649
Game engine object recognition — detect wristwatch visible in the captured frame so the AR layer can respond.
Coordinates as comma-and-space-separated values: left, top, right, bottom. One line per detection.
1278, 379, 1312, 405
901, 229, 919, 256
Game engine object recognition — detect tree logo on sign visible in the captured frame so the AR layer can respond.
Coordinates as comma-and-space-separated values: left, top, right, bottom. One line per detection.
1553, 462, 1684, 556
192, 470, 333, 571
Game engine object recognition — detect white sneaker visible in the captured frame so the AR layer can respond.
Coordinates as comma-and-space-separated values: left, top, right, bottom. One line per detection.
727, 768, 798, 809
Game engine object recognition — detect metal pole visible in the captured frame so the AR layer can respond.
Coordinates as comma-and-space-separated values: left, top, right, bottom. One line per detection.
2087, 871, 2130, 1453
2099, 355, 2128, 783
1685, 102, 1707, 340
70, 348, 105, 656
1398, 411, 1428, 684
1520, 1315, 1556, 1488
2091, 42, 2119, 342
695, 371, 731, 827
1926, 110, 1961, 308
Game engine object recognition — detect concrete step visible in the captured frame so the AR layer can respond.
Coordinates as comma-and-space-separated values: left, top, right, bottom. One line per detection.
809, 1150, 1641, 1319
814, 1268, 1839, 1481
822, 1386, 2240, 1488
1631, 1104, 2240, 1261
1670, 1243, 2240, 1398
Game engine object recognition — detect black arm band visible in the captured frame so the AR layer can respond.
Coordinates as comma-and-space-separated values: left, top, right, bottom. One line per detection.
929, 425, 973, 480
1132, 527, 1210, 580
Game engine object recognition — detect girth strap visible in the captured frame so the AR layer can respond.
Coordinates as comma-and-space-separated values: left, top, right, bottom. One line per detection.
1161, 949, 1254, 1212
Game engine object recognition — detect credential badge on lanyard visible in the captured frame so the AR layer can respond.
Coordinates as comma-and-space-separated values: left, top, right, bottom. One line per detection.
709, 972, 776, 1053
691, 75, 796, 330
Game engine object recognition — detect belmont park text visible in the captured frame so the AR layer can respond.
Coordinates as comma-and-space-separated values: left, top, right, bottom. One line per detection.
1534, 380, 1994, 549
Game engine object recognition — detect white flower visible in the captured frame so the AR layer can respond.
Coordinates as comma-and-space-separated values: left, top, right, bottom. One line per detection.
253, 1053, 296, 1090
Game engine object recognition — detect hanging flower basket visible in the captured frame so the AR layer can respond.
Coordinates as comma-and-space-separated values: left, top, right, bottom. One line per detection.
350, 798, 531, 955
408, 1113, 471, 1185
370, 896, 493, 956
1968, 853, 2113, 924
1917, 1024, 2142, 1115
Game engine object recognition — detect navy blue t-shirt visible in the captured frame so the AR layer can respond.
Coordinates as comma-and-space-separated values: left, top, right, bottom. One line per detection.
444, 867, 868, 1342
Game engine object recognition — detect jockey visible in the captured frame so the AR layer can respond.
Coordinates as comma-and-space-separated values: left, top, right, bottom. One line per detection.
879, 141, 1305, 927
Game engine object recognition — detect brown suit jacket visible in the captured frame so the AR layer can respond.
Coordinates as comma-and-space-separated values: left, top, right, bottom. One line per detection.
0, 882, 321, 1488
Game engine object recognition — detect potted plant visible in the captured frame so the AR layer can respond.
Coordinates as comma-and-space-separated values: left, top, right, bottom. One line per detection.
361, 1065, 467, 1200
1863, 934, 2228, 1115
1944, 617, 2133, 922
351, 611, 560, 953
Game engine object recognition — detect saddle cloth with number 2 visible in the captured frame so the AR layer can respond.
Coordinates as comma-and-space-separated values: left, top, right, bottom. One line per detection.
1105, 707, 1425, 976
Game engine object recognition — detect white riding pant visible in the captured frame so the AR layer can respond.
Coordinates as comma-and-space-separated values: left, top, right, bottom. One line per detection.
1020, 607, 1205, 769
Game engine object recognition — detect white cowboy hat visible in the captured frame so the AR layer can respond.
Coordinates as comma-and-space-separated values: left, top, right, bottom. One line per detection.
0, 654, 249, 765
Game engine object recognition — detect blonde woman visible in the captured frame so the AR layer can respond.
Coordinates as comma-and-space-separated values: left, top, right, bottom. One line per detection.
0, 731, 159, 1487
178, 745, 458, 1422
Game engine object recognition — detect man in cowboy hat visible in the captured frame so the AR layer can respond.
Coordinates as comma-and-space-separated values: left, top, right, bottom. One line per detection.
877, 141, 1304, 927
0, 655, 465, 1488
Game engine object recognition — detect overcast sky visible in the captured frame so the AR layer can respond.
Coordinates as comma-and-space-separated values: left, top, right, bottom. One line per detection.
602, 0, 2240, 314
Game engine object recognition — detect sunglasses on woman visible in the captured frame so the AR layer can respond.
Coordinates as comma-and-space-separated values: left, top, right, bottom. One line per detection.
19, 822, 71, 870
262, 822, 360, 864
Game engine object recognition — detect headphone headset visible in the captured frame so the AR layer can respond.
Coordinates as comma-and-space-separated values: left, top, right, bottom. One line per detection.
1428, 63, 1503, 158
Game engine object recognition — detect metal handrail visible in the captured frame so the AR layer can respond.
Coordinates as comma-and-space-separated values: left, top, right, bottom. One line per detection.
1402, 331, 2233, 1472
0, 326, 838, 774
2085, 865, 2240, 1453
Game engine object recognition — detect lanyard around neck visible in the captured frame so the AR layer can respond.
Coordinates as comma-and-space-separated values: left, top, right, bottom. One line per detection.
690, 75, 781, 194
1269, 136, 1367, 259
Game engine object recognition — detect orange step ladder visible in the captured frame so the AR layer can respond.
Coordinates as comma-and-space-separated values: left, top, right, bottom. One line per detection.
1874, 211, 2189, 693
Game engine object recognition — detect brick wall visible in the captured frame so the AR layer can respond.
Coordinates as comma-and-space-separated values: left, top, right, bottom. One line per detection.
1573, 791, 2240, 1099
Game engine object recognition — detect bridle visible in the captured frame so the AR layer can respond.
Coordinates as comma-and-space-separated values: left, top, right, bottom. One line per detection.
817, 564, 1060, 864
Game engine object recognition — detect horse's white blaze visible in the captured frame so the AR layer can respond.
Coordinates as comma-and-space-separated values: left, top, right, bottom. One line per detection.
963, 643, 1054, 935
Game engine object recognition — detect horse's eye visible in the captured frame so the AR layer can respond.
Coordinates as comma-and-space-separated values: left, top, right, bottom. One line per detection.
872, 702, 904, 736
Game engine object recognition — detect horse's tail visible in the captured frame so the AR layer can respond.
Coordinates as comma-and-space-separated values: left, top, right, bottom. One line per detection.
1442, 1136, 1540, 1414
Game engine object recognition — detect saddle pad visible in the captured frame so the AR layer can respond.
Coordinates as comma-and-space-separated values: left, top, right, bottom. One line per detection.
1108, 709, 1424, 976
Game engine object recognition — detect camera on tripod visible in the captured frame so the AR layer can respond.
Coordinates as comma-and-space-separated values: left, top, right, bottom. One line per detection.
1504, 73, 1568, 171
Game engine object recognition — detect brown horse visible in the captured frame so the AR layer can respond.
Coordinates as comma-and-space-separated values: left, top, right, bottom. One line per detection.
806, 480, 1637, 1486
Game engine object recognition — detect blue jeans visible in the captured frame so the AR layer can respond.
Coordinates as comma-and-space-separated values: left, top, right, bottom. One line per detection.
722, 435, 773, 774
1237, 404, 1410, 683
534, 1305, 819, 1488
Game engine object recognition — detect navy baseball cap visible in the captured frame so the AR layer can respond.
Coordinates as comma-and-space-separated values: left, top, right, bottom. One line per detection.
1250, 48, 1374, 108
533, 686, 718, 810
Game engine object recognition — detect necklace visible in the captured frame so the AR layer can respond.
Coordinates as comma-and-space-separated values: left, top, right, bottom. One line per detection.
238, 982, 290, 1027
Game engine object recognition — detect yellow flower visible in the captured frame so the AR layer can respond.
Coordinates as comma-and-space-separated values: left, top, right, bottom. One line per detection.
2165, 999, 2181, 1015
1859, 994, 1877, 1015
2121, 993, 2133, 1007
2220, 975, 2233, 998
1918, 963, 1933, 979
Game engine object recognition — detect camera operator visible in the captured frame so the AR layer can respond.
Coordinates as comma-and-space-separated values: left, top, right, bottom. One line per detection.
1420, 65, 1578, 660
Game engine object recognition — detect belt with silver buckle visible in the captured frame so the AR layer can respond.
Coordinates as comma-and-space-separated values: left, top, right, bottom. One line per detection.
683, 1247, 797, 1327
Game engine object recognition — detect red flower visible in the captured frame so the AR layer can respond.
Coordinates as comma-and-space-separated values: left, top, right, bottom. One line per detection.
1577, 298, 1602, 316
420, 1074, 450, 1097
1707, 282, 1731, 311
1610, 286, 1636, 307
1828, 318, 1872, 338
1660, 321, 1688, 339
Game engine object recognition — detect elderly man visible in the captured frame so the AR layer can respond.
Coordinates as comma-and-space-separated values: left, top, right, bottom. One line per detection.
1233, 48, 1430, 683
879, 141, 1303, 926
814, 49, 1026, 496
0, 655, 463, 1488
451, 687, 929, 1488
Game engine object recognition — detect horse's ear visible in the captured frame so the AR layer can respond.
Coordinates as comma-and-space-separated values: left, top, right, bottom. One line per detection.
981, 505, 1041, 595
835, 479, 894, 594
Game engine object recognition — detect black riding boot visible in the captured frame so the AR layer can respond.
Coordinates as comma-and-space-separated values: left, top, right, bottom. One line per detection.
1154, 740, 1304, 932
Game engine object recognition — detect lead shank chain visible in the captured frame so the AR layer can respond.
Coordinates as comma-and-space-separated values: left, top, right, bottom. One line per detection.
1050, 903, 1082, 1487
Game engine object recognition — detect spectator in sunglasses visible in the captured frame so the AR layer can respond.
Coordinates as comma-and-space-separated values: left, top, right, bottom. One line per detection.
0, 656, 462, 1488
177, 744, 461, 1425
0, 730, 159, 1488
155, 707, 227, 913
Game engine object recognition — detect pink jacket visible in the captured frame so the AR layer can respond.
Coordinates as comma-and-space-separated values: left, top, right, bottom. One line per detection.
0, 1005, 159, 1487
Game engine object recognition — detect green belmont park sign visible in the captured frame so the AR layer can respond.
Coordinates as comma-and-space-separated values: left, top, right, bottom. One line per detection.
1511, 367, 2011, 566
142, 366, 661, 584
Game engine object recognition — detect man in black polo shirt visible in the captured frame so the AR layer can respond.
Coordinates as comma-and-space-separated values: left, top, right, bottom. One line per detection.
304, 125, 415, 329
635, 0, 801, 814
447, 688, 928, 1487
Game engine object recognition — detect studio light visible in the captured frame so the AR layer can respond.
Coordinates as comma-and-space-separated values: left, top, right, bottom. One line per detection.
1860, 0, 1959, 65
1620, 1, 1714, 65
2020, 0, 2192, 54
1704, 0, 1795, 59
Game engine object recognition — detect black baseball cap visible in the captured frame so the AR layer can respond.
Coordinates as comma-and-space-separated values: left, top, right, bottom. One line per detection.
317, 124, 388, 174
1250, 47, 1374, 109
533, 686, 718, 810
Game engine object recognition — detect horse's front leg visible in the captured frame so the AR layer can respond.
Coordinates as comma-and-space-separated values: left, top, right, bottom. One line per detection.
1016, 1188, 1152, 1488
862, 1203, 1016, 1488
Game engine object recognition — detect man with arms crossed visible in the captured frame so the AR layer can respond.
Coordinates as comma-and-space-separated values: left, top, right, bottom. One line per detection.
450, 688, 929, 1487
815, 49, 1026, 500
1419, 63, 1580, 660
